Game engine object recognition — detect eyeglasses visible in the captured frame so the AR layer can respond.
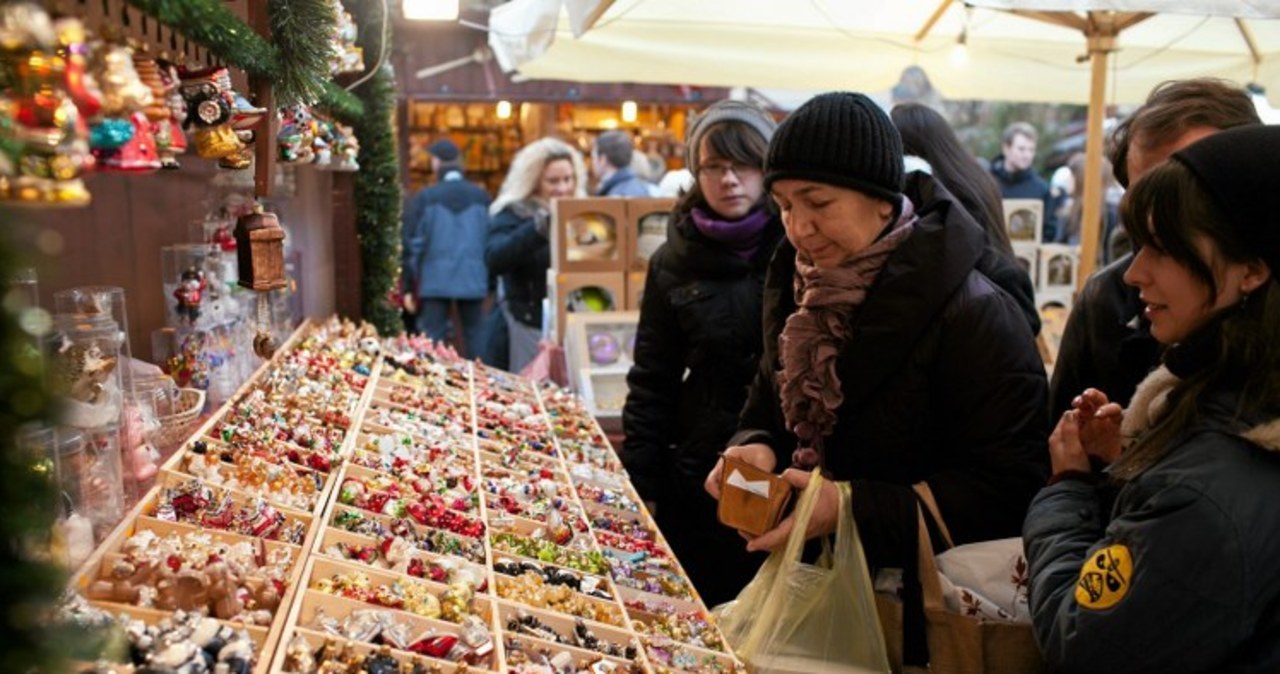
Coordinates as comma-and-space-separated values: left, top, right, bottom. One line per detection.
697, 162, 760, 180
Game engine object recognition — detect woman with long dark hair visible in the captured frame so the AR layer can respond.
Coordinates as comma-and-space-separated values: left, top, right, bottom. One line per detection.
891, 102, 1038, 333
1026, 126, 1280, 671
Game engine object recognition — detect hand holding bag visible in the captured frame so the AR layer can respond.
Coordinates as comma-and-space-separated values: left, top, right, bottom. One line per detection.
716, 472, 890, 674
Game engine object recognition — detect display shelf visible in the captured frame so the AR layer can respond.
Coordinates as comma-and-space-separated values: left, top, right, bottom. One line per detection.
64, 320, 741, 672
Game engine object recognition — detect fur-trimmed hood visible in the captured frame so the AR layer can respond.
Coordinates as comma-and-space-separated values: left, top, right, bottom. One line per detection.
1122, 365, 1280, 453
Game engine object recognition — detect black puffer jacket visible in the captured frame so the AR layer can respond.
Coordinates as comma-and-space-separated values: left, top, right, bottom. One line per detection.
485, 200, 550, 328
731, 173, 1049, 567
622, 209, 785, 496
621, 206, 784, 606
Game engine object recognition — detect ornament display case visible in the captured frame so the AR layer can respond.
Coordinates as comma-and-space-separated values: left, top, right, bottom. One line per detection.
60, 321, 742, 674
562, 312, 640, 426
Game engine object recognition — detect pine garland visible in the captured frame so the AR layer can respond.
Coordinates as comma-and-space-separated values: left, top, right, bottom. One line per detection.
321, 82, 365, 125
267, 0, 335, 107
345, 0, 401, 335
124, 0, 278, 77
123, 0, 364, 117
0, 222, 63, 672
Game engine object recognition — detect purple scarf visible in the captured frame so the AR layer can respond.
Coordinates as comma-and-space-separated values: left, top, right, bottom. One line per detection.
778, 197, 918, 470
690, 206, 771, 260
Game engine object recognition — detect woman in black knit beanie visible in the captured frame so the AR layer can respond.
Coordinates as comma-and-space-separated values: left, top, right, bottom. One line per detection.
705, 91, 1049, 667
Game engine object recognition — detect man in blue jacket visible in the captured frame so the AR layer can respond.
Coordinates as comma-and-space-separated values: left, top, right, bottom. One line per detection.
402, 139, 491, 356
592, 130, 653, 197
991, 121, 1057, 242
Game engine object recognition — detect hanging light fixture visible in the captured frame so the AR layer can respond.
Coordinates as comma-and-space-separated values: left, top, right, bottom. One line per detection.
496, 100, 513, 120
621, 100, 638, 123
950, 4, 972, 68
403, 0, 460, 21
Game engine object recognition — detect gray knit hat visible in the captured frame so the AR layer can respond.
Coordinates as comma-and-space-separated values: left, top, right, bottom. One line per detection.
765, 92, 903, 205
685, 99, 778, 171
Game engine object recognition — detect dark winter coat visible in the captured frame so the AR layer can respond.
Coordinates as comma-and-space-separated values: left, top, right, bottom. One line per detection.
731, 172, 1049, 569
485, 200, 550, 329
621, 206, 784, 606
1026, 359, 1280, 673
623, 208, 784, 494
991, 155, 1057, 242
1048, 252, 1161, 418
402, 172, 491, 300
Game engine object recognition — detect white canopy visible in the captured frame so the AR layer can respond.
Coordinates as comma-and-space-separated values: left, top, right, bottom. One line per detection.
490, 0, 1280, 105
489, 0, 1280, 283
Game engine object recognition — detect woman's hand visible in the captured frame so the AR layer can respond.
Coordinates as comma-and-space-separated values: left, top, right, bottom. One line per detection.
1049, 410, 1092, 475
704, 443, 776, 500
1071, 388, 1124, 465
744, 469, 840, 552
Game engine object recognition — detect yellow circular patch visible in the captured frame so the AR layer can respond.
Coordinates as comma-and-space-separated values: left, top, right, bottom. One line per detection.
1074, 544, 1133, 610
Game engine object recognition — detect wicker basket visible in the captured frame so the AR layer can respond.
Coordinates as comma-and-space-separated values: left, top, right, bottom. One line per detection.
152, 388, 206, 448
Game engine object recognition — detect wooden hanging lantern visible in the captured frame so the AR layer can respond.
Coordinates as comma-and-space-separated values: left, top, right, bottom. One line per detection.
234, 205, 287, 291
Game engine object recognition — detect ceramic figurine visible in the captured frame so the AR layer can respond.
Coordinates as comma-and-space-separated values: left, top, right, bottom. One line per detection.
173, 266, 207, 325
91, 44, 160, 172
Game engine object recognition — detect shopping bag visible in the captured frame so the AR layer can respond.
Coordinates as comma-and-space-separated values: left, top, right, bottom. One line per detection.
518, 338, 568, 386
874, 484, 1046, 674
715, 472, 890, 674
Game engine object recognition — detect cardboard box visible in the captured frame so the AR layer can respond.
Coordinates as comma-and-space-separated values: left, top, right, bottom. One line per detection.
1003, 198, 1044, 244
551, 198, 629, 273
547, 270, 627, 342
625, 270, 647, 311
626, 197, 676, 271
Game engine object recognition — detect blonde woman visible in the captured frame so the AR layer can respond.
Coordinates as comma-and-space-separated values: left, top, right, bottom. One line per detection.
485, 137, 587, 371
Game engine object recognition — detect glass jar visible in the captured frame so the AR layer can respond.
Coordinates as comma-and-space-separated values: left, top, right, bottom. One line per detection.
48, 312, 125, 431
55, 426, 125, 542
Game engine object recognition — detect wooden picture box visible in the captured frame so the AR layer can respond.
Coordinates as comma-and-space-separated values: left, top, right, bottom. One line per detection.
625, 197, 675, 272
1012, 242, 1040, 291
551, 198, 629, 273
563, 311, 640, 424
547, 270, 627, 342
1038, 243, 1079, 292
1003, 198, 1044, 245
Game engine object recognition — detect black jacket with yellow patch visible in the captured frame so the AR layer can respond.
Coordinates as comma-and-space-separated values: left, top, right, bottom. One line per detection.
1025, 363, 1280, 673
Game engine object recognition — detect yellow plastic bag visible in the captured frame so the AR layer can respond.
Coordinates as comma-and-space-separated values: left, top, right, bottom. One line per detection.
715, 473, 890, 674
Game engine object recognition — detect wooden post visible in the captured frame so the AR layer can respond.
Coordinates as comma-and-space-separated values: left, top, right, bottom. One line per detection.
1077, 17, 1112, 290
248, 1, 275, 199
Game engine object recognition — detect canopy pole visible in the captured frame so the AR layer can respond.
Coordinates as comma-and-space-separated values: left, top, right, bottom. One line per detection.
1078, 26, 1112, 289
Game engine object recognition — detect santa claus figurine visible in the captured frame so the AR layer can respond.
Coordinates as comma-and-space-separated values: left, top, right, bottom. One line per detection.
173, 266, 207, 325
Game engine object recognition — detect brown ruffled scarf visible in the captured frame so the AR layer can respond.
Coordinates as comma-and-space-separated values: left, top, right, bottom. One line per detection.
779, 198, 917, 470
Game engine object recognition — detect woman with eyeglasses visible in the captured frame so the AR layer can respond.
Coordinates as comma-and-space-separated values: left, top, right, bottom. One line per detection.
620, 99, 784, 606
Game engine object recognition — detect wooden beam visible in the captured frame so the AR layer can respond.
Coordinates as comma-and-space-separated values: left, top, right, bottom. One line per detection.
1114, 11, 1154, 33
1077, 39, 1109, 290
247, 0, 275, 199
1235, 18, 1262, 65
1009, 9, 1089, 33
914, 0, 954, 43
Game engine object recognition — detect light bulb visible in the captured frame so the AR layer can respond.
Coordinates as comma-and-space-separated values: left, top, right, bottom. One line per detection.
621, 100, 638, 124
496, 100, 513, 120
403, 0, 459, 21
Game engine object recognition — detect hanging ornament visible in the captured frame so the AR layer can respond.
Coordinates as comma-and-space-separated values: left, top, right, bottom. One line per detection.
90, 43, 161, 173
155, 60, 188, 169
0, 5, 98, 205
179, 66, 254, 170
233, 204, 287, 359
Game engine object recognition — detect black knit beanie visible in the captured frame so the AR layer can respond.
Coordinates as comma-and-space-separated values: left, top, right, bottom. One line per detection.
1173, 125, 1280, 275
765, 92, 904, 206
